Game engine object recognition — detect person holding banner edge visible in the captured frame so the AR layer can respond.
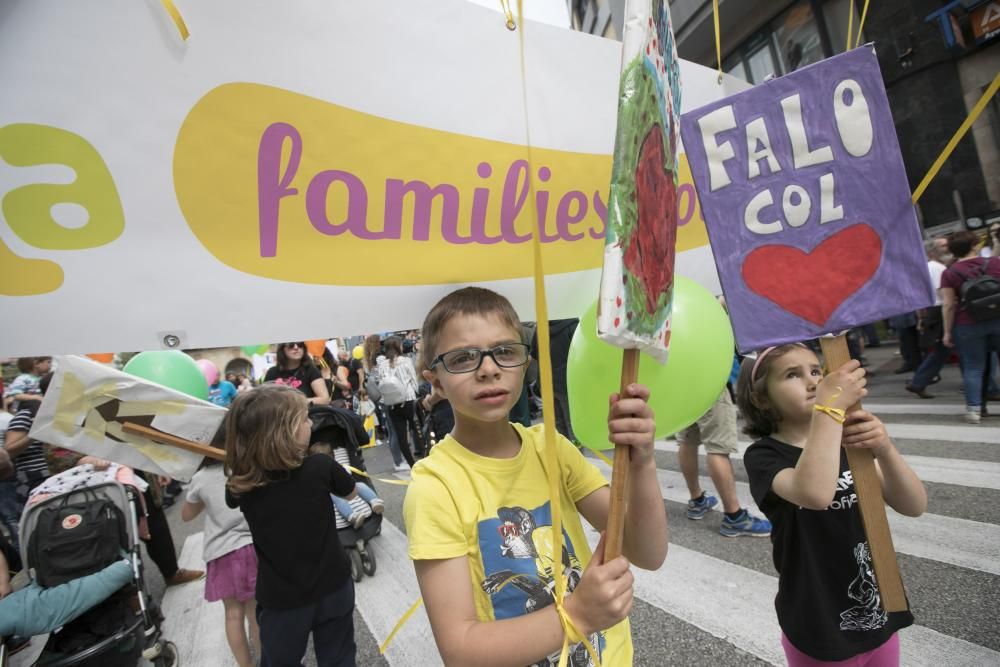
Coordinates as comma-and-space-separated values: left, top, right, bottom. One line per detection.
404, 287, 667, 666
737, 344, 926, 665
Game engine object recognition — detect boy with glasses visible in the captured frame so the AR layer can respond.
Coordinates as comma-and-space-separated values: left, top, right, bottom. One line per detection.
403, 287, 666, 666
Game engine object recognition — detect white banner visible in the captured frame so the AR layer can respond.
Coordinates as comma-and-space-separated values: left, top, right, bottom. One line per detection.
0, 0, 747, 356
30, 355, 226, 482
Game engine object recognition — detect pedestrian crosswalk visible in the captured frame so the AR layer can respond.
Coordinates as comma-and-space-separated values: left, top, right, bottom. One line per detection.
162, 403, 1000, 666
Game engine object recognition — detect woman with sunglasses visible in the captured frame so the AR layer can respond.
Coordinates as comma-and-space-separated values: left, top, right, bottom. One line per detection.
263, 342, 331, 406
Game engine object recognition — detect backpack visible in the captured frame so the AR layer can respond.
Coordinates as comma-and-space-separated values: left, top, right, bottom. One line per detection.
378, 361, 408, 406
28, 490, 127, 588
958, 258, 1000, 322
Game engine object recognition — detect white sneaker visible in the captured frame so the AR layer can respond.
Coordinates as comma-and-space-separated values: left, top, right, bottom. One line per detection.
348, 511, 366, 529
965, 409, 982, 424
370, 498, 385, 514
393, 463, 409, 472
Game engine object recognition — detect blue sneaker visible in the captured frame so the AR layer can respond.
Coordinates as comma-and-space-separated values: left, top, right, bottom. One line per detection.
686, 493, 718, 520
720, 509, 771, 537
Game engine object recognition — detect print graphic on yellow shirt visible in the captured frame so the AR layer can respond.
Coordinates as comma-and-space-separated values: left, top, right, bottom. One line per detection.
403, 423, 632, 667
482, 502, 603, 665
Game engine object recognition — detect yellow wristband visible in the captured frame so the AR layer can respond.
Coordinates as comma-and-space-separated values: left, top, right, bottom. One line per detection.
813, 403, 846, 424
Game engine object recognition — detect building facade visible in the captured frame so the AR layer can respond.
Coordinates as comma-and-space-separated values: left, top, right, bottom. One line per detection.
573, 0, 1000, 234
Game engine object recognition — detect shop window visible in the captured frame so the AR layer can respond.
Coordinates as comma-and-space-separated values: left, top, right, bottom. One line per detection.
746, 41, 780, 84
725, 57, 748, 82
773, 1, 824, 73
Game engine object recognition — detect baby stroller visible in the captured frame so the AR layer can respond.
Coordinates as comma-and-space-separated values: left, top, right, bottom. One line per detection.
308, 405, 382, 582
1, 482, 176, 667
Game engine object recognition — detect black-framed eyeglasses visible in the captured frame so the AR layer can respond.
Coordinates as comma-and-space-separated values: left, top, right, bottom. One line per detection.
283, 342, 304, 350
431, 343, 530, 374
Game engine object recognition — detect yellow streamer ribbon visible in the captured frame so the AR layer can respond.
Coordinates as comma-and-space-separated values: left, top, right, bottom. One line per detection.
159, 0, 190, 41
846, 0, 855, 52
854, 0, 871, 49
517, 3, 599, 665
912, 72, 1000, 205
712, 0, 722, 83
499, 0, 517, 30
378, 597, 424, 655
813, 403, 847, 424
347, 465, 410, 486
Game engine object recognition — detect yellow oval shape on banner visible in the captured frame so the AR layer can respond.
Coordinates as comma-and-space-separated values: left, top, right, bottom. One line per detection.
174, 83, 707, 286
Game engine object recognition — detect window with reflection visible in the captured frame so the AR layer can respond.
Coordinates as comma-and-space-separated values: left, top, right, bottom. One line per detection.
773, 1, 824, 73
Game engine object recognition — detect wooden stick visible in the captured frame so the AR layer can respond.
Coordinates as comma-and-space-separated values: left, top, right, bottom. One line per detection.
605, 347, 641, 560
122, 422, 225, 461
819, 335, 907, 612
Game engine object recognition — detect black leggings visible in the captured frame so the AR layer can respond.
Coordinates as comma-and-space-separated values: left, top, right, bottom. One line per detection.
387, 400, 422, 465
137, 473, 179, 580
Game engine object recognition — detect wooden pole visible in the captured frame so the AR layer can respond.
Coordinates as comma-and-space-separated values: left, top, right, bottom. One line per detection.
819, 335, 907, 612
604, 347, 641, 560
122, 422, 225, 461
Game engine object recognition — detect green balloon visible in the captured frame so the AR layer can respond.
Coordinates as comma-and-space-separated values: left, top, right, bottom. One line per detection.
123, 350, 210, 401
240, 344, 270, 356
566, 276, 735, 450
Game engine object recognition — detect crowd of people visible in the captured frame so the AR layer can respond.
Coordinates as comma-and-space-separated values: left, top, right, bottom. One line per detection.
896, 229, 1000, 423
0, 225, 994, 666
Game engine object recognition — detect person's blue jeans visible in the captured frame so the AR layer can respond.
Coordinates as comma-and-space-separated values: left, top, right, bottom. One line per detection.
330, 483, 380, 519
953, 320, 1000, 409
910, 341, 950, 390
384, 414, 404, 466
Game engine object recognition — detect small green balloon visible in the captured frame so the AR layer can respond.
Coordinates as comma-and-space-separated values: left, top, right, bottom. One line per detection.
566, 276, 735, 450
123, 350, 210, 401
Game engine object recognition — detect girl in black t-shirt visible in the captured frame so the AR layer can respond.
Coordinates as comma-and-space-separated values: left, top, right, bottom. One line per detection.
735, 343, 927, 665
263, 342, 331, 405
224, 384, 358, 666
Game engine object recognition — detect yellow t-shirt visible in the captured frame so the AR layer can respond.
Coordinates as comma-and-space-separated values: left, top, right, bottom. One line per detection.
403, 423, 632, 666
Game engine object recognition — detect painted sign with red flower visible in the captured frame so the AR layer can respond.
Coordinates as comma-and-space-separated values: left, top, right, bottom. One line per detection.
598, 0, 681, 364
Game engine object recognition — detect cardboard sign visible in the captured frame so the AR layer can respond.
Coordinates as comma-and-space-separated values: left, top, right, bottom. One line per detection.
679, 47, 933, 352
30, 355, 226, 481
597, 0, 682, 364
0, 0, 747, 357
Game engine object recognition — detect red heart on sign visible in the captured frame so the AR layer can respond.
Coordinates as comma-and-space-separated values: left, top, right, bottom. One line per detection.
741, 224, 882, 326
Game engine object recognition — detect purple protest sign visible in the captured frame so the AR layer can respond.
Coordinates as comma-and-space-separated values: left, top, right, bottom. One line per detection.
679, 47, 933, 352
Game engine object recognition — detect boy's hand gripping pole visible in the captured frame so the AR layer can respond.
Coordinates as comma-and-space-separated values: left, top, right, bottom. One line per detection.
819, 335, 906, 612
604, 348, 640, 560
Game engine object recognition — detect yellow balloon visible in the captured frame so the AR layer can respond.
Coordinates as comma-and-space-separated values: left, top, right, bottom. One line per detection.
352, 345, 364, 360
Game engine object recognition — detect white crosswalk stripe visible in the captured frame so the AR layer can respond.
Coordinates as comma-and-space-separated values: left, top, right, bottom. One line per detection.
591, 460, 1000, 576
162, 410, 1000, 666
654, 440, 1000, 489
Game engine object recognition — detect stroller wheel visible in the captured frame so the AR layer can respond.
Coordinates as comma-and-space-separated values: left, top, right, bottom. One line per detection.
153, 640, 179, 667
349, 549, 364, 582
361, 546, 377, 576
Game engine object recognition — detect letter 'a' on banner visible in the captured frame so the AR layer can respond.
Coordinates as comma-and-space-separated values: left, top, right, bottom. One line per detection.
680, 46, 928, 613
